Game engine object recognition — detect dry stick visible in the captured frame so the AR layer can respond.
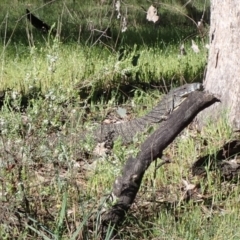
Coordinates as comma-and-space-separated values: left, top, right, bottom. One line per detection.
100, 91, 219, 236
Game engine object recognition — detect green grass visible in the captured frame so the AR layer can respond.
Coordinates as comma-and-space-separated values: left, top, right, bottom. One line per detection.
0, 34, 207, 95
3, 1, 240, 240
0, 0, 209, 96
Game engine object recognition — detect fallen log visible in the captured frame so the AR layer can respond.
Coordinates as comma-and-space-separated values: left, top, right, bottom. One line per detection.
100, 91, 219, 237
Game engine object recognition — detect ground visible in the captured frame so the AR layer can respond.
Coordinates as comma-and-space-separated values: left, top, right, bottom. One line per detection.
1, 1, 240, 239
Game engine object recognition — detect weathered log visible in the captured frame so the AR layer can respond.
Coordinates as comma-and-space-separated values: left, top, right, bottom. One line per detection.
100, 91, 219, 237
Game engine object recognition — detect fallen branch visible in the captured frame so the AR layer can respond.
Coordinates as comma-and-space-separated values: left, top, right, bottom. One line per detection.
100, 91, 219, 237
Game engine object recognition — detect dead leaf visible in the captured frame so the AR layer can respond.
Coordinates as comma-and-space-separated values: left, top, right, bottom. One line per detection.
205, 44, 210, 49
117, 107, 127, 118
93, 142, 108, 156
182, 179, 196, 190
197, 19, 205, 36
146, 5, 159, 23
191, 40, 200, 53
122, 17, 127, 32
180, 43, 187, 55
115, 0, 121, 19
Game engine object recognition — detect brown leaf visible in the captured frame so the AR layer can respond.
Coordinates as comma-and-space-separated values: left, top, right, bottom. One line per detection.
146, 5, 159, 23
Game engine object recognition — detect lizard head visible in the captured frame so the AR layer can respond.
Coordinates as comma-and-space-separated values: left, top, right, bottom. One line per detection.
178, 82, 204, 97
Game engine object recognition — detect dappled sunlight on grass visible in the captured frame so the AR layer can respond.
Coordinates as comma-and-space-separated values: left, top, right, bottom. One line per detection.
4, 1, 240, 240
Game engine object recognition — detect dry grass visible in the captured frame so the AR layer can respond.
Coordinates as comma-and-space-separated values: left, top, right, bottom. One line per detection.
3, 1, 240, 240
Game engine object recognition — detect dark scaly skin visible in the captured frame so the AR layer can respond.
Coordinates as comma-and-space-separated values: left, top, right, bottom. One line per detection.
91, 83, 203, 144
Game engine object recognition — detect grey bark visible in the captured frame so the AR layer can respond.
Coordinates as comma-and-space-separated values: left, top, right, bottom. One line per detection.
198, 0, 240, 130
100, 91, 218, 238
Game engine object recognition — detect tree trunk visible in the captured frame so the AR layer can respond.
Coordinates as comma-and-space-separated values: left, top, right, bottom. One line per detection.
198, 0, 240, 130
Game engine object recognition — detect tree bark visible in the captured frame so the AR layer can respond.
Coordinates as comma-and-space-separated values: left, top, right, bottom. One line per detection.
198, 0, 240, 130
100, 91, 219, 238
